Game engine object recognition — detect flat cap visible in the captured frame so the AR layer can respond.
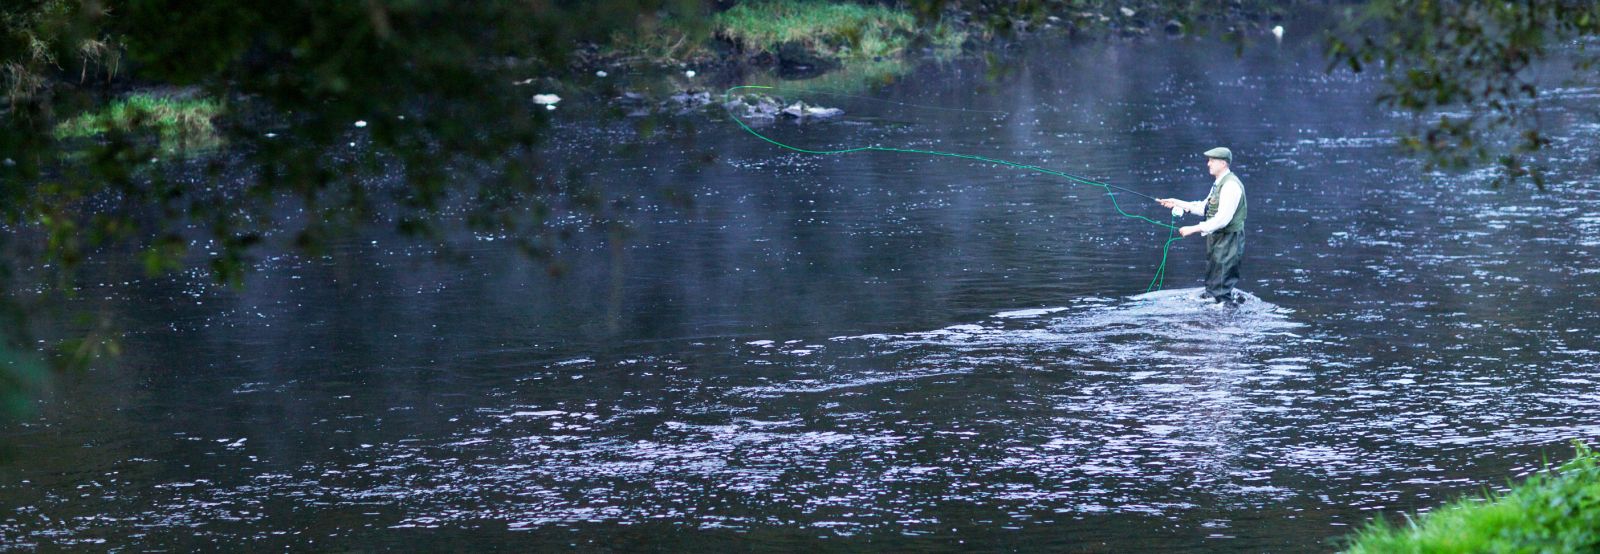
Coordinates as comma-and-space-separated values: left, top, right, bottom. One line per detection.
1203, 147, 1232, 161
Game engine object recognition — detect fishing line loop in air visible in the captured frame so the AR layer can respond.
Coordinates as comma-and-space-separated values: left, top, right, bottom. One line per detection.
723, 85, 1181, 292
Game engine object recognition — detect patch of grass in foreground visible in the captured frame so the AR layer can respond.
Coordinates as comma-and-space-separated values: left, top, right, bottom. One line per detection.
714, 0, 964, 61
1342, 441, 1600, 553
55, 94, 223, 152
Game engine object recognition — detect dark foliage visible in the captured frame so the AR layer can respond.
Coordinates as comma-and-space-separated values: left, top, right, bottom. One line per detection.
1328, 0, 1600, 186
0, 0, 704, 412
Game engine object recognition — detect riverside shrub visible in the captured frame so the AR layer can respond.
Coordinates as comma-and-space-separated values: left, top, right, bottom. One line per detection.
1343, 441, 1600, 554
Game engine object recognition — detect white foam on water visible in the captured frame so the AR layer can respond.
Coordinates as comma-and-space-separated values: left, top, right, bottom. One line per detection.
828, 333, 890, 341
507, 410, 566, 417
994, 307, 1069, 319
729, 368, 973, 397
737, 288, 1312, 401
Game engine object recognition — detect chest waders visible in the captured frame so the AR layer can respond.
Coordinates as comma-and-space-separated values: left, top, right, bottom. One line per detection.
1203, 173, 1247, 303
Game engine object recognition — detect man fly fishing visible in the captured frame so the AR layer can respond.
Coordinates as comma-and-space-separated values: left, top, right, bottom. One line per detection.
1157, 147, 1247, 305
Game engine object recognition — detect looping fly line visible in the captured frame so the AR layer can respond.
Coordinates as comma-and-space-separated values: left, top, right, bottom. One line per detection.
723, 85, 1183, 292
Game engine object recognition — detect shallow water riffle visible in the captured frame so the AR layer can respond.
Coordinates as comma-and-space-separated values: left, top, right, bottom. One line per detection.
4, 30, 1600, 552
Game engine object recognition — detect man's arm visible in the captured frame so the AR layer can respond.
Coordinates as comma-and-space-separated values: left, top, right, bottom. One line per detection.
1156, 198, 1207, 214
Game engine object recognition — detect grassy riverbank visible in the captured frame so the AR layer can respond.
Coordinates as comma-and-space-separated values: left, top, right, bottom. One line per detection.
54, 93, 223, 152
714, 0, 964, 60
1342, 442, 1600, 553
600, 0, 964, 74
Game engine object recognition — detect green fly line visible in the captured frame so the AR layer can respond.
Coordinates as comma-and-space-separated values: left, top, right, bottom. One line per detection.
723, 84, 1184, 293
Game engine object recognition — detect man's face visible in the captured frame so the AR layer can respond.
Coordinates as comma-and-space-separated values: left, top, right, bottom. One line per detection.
1207, 157, 1227, 176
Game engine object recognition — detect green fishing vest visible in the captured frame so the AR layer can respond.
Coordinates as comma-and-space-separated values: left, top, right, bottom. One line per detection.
1204, 172, 1247, 233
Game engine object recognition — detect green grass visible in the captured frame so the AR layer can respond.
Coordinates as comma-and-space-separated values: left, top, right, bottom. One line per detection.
713, 0, 964, 61
1342, 441, 1600, 553
741, 57, 910, 93
54, 93, 223, 151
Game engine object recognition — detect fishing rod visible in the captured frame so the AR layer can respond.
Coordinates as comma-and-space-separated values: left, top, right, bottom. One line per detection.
1099, 182, 1159, 202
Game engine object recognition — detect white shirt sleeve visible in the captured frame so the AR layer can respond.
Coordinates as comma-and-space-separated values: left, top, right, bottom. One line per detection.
1193, 180, 1242, 235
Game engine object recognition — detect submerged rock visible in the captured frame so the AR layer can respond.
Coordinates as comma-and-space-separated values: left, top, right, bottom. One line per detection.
613, 91, 652, 117
723, 94, 785, 120
780, 101, 843, 120
722, 95, 843, 121
667, 90, 712, 111
613, 90, 842, 122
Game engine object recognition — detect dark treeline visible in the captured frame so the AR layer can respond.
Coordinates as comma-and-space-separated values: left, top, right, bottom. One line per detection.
1, 0, 1598, 411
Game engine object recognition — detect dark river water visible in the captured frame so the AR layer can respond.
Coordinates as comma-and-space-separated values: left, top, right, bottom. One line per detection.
4, 31, 1600, 552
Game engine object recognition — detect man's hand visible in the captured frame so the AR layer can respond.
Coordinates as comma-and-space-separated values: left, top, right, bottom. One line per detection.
1179, 225, 1200, 237
1157, 198, 1180, 209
